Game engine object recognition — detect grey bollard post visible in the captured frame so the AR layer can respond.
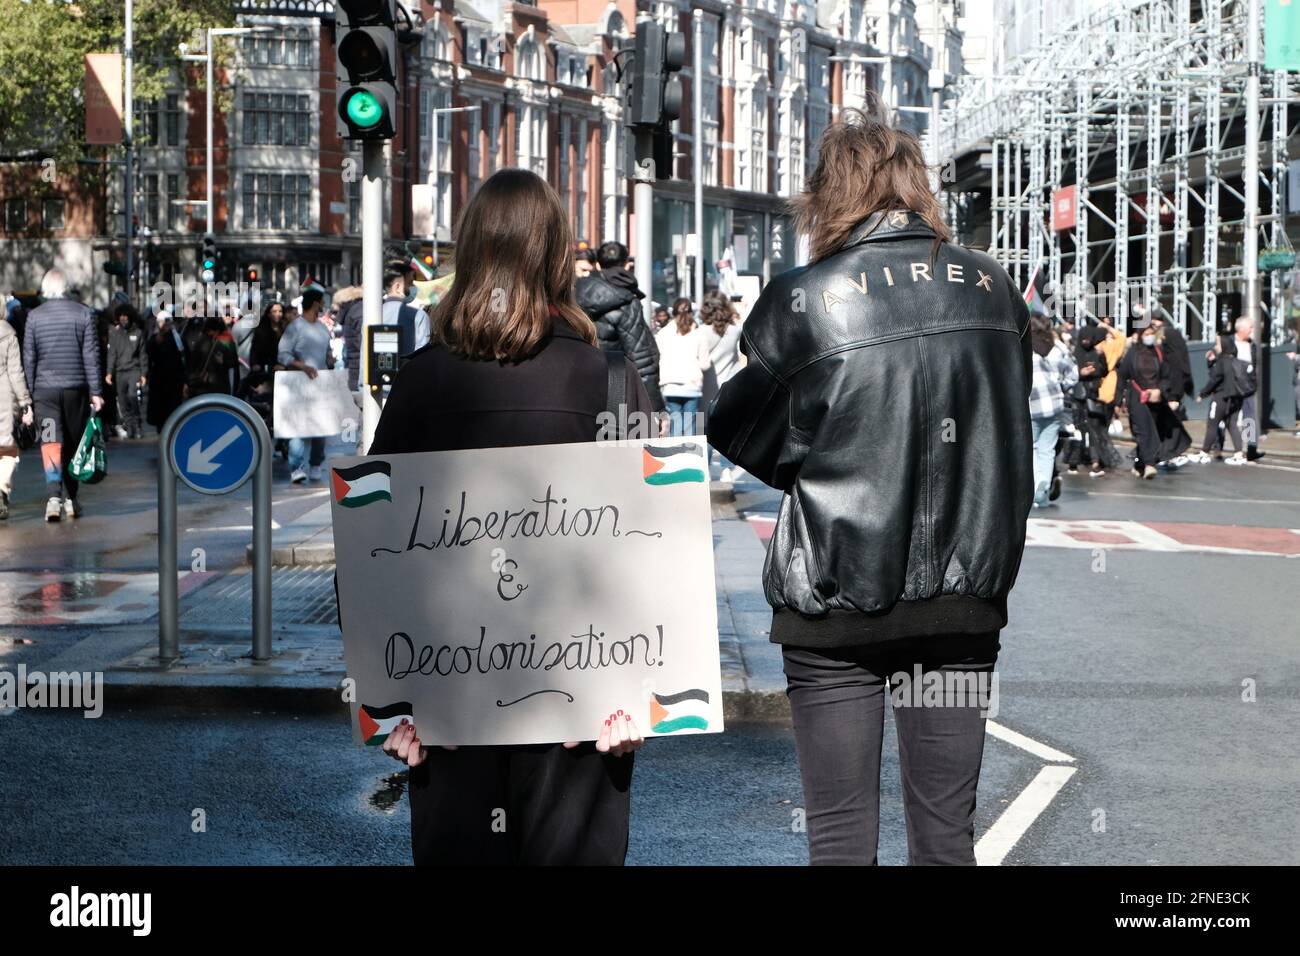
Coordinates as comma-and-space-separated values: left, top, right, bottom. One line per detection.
158, 394, 274, 662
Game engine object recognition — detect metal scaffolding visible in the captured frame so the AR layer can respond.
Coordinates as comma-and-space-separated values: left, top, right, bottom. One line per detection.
934, 0, 1300, 343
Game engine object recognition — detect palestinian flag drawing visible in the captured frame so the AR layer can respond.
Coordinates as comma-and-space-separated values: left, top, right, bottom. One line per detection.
642, 442, 707, 486
649, 689, 710, 734
1023, 266, 1053, 318
358, 701, 414, 746
332, 460, 392, 508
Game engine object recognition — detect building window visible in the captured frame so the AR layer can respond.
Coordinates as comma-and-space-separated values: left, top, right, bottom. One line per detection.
574, 124, 587, 238
166, 174, 182, 231
347, 177, 360, 235
516, 38, 541, 81
42, 198, 65, 232
516, 103, 546, 177
4, 199, 25, 233
486, 103, 501, 174
467, 103, 482, 197
559, 116, 571, 213
136, 93, 182, 147
242, 92, 312, 147
434, 88, 452, 230
242, 30, 313, 69
419, 89, 430, 143
242, 172, 312, 231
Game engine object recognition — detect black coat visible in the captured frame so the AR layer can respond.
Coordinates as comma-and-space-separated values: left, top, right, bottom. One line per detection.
145, 330, 185, 428
1159, 324, 1194, 399
370, 318, 653, 456
575, 273, 664, 412
708, 209, 1034, 648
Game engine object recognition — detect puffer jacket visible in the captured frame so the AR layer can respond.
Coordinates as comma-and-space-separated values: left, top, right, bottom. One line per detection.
335, 285, 364, 390
708, 209, 1034, 648
575, 273, 664, 411
0, 320, 31, 449
22, 297, 102, 395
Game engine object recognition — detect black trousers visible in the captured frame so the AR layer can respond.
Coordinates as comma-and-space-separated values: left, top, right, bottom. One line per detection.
407, 743, 634, 865
782, 632, 1000, 866
115, 370, 142, 435
32, 387, 90, 500
1203, 394, 1243, 453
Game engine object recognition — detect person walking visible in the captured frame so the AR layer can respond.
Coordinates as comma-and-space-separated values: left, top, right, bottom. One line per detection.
698, 289, 746, 480
1028, 314, 1078, 507
382, 257, 430, 355
277, 287, 334, 483
708, 106, 1034, 866
574, 241, 665, 413
105, 304, 148, 439
1196, 318, 1257, 465
1072, 324, 1116, 476
367, 168, 649, 866
22, 269, 105, 522
0, 315, 33, 520
144, 311, 185, 434
656, 298, 710, 437
183, 314, 239, 397
1115, 324, 1192, 478
333, 284, 364, 391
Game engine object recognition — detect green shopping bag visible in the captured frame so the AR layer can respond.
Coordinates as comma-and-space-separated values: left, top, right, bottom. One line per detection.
69, 415, 108, 485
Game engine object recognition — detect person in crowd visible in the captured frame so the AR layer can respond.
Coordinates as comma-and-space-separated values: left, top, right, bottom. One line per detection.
144, 311, 185, 434
573, 242, 596, 278
106, 304, 148, 439
697, 289, 746, 480
1195, 316, 1257, 465
183, 313, 239, 398
367, 168, 650, 866
1287, 345, 1300, 438
1071, 323, 1116, 477
573, 241, 665, 415
1028, 313, 1078, 506
1115, 322, 1192, 478
249, 300, 285, 374
708, 105, 1034, 866
382, 257, 430, 354
656, 297, 710, 437
1206, 316, 1264, 462
231, 306, 260, 377
1147, 312, 1193, 468
0, 312, 33, 520
277, 287, 334, 483
23, 269, 105, 522
652, 304, 670, 330
333, 284, 365, 392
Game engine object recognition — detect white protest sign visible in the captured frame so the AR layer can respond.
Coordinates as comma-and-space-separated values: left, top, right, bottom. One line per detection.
330, 437, 724, 747
273, 368, 356, 439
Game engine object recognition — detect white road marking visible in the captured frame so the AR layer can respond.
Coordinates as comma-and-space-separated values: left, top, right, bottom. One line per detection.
185, 520, 282, 532
1080, 491, 1299, 505
987, 720, 1076, 763
976, 765, 1078, 866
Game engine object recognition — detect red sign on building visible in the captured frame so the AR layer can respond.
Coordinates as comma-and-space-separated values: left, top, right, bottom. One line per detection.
1051, 185, 1077, 232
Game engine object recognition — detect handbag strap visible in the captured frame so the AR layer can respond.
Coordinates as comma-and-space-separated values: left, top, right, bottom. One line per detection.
604, 349, 626, 440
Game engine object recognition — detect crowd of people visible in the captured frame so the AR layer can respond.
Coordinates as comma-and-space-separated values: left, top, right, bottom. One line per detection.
1025, 307, 1272, 508
571, 238, 747, 453
0, 253, 438, 520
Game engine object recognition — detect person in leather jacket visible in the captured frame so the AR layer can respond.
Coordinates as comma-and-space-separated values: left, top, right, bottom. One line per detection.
708, 106, 1034, 866
574, 242, 665, 412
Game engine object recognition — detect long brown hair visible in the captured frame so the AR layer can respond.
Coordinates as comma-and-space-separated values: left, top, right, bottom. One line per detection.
432, 168, 595, 360
671, 297, 695, 336
791, 100, 950, 264
699, 289, 736, 336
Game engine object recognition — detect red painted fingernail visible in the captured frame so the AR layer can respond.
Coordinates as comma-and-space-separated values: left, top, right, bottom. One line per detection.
617, 710, 624, 716
605, 719, 611, 726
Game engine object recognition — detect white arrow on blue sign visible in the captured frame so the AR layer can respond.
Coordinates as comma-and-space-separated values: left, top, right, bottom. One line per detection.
169, 406, 259, 495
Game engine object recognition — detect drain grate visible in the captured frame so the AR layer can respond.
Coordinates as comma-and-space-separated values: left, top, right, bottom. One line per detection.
180, 565, 339, 626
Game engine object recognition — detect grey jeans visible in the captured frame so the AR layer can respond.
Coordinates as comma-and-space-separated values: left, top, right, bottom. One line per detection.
782, 632, 1000, 865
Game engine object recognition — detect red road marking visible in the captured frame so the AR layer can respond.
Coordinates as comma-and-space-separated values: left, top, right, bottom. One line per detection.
1144, 522, 1300, 556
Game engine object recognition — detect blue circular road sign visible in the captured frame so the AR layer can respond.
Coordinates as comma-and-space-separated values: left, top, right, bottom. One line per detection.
169, 405, 260, 495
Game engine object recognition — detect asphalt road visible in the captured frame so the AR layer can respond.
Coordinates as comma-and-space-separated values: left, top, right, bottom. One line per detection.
1, 437, 1297, 864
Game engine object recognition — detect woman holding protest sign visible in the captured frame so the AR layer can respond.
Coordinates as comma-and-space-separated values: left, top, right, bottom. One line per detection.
367, 168, 653, 866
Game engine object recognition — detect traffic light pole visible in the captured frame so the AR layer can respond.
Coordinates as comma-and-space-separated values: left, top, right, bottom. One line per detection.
360, 139, 385, 451
693, 9, 704, 305
124, 0, 134, 304
633, 147, 654, 328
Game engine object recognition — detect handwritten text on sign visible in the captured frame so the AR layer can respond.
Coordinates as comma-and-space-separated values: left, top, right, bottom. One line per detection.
330, 438, 723, 746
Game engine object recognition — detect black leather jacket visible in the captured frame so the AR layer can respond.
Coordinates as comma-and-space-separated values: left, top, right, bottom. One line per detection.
708, 210, 1035, 647
575, 272, 665, 411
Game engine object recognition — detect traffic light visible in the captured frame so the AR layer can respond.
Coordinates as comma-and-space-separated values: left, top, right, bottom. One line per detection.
335, 0, 399, 140
626, 21, 685, 181
200, 236, 218, 284
245, 266, 259, 284
628, 21, 685, 126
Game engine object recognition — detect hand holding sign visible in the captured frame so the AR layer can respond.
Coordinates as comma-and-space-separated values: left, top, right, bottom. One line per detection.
331, 437, 724, 747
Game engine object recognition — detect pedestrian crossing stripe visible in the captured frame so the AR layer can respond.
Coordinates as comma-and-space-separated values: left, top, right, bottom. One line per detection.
332, 460, 392, 508
650, 689, 710, 734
